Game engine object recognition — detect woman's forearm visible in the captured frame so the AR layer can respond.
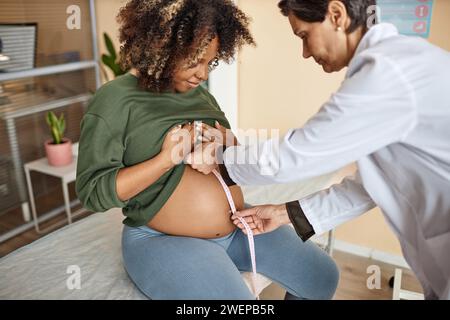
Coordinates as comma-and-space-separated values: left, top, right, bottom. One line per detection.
116, 153, 174, 201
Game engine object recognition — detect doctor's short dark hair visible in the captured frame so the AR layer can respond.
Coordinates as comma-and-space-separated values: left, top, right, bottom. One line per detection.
117, 0, 255, 93
278, 0, 377, 33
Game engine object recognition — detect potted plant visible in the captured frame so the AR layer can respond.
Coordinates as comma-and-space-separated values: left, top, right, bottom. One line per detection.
44, 111, 73, 166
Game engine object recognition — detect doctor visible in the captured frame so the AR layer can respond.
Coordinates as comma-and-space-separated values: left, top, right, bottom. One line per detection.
186, 0, 450, 300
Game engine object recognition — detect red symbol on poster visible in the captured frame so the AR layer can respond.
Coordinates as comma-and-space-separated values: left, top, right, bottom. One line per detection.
413, 21, 427, 34
415, 5, 429, 18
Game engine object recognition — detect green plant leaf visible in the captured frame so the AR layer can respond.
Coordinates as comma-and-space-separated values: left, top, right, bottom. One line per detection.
111, 64, 123, 77
60, 118, 66, 136
57, 114, 64, 138
46, 111, 66, 144
55, 114, 61, 134
102, 55, 116, 74
49, 111, 58, 126
51, 126, 61, 144
103, 55, 125, 77
101, 54, 113, 65
46, 112, 52, 126
101, 32, 129, 79
103, 32, 116, 60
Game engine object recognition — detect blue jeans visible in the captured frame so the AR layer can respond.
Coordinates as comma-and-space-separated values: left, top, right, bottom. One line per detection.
122, 221, 339, 300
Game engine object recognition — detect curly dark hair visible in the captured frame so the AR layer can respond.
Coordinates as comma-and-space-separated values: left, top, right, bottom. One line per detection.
117, 0, 255, 92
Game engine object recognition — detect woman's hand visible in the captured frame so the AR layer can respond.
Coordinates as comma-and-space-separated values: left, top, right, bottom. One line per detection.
185, 121, 238, 174
231, 204, 291, 235
185, 141, 221, 174
160, 123, 195, 167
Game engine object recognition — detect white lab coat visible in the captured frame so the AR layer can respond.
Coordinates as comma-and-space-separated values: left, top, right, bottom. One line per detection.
223, 23, 450, 299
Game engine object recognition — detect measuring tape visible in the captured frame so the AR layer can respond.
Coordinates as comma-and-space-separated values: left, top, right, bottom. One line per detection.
212, 169, 259, 299
193, 121, 258, 299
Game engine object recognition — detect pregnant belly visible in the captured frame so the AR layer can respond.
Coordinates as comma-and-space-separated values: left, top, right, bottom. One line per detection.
147, 165, 244, 239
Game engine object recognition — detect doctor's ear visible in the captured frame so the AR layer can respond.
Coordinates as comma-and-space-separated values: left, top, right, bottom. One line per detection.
327, 0, 349, 32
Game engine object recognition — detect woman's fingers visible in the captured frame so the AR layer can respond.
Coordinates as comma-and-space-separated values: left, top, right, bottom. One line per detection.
201, 122, 215, 130
192, 121, 222, 132
184, 123, 197, 145
202, 130, 213, 141
185, 153, 193, 165
201, 123, 223, 142
171, 122, 194, 145
178, 122, 192, 131
203, 128, 221, 143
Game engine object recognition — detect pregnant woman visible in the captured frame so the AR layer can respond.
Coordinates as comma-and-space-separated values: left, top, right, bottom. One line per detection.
76, 0, 338, 300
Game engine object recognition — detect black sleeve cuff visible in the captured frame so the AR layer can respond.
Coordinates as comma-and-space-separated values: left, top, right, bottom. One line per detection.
216, 145, 236, 186
285, 200, 315, 242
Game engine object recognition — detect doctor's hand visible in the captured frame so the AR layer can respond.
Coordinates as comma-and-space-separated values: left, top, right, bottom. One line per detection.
231, 204, 291, 235
185, 141, 221, 174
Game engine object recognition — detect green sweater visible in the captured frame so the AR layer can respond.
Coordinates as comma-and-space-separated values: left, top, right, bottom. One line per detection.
75, 73, 231, 227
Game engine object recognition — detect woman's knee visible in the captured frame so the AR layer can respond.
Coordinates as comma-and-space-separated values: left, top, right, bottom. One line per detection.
287, 252, 339, 300
303, 240, 340, 299
297, 240, 340, 299
253, 226, 340, 299
317, 255, 340, 299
